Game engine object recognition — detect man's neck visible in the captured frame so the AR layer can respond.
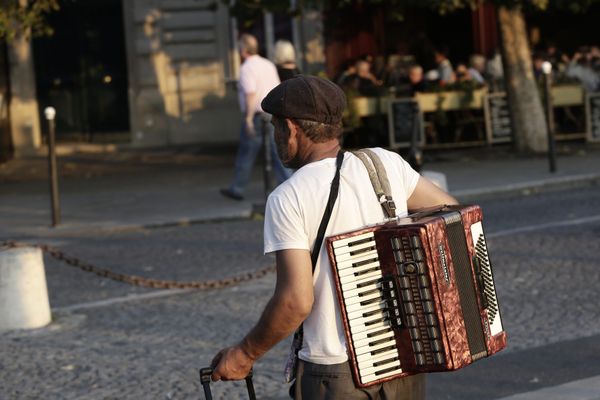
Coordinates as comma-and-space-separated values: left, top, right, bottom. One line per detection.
305, 141, 341, 164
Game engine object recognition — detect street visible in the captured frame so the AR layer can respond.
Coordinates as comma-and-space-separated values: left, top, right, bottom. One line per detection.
1, 184, 599, 399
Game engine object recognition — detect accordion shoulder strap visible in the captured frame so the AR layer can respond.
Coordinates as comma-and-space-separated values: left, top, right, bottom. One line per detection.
351, 149, 396, 219
311, 149, 345, 270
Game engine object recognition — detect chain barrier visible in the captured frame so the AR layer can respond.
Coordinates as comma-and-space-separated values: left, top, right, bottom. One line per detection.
1, 240, 276, 290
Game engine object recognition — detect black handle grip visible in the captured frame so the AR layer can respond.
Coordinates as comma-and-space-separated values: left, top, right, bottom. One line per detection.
198, 367, 256, 400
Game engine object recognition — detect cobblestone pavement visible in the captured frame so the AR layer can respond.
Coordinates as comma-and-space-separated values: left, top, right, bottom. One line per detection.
1, 185, 599, 399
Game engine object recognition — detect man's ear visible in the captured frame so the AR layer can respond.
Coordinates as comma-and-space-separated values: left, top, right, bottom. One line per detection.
285, 118, 297, 141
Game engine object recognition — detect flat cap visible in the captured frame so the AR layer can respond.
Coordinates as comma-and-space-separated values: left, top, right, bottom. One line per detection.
261, 75, 346, 124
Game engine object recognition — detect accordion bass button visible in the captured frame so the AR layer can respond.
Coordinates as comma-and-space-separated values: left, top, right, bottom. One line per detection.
404, 302, 416, 315
431, 339, 443, 352
415, 353, 426, 366
406, 315, 418, 327
403, 263, 417, 274
425, 313, 437, 326
423, 301, 434, 313
434, 352, 445, 365
412, 340, 424, 353
427, 326, 440, 339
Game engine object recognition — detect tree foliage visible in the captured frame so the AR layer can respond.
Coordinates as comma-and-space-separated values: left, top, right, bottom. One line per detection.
224, 0, 599, 22
0, 0, 60, 41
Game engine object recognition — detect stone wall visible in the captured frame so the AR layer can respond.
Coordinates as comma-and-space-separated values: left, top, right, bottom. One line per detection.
123, 0, 240, 147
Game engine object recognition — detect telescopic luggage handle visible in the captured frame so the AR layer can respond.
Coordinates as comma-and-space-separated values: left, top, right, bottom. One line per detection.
199, 367, 256, 400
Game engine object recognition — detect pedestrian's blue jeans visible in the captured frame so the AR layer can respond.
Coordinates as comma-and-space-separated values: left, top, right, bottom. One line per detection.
228, 113, 292, 196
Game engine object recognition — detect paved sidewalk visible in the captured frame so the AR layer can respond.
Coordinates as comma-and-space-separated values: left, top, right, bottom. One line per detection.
1, 143, 599, 239
497, 375, 600, 400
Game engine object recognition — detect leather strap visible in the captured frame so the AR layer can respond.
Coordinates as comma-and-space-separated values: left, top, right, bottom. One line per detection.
351, 149, 397, 219
311, 150, 345, 270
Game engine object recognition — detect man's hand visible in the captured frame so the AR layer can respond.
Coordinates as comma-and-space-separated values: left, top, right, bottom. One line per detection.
245, 117, 255, 137
211, 344, 254, 381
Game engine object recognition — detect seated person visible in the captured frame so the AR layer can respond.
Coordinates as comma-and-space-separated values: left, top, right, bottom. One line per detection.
344, 59, 382, 96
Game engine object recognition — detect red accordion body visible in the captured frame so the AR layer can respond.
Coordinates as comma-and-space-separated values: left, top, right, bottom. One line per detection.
326, 204, 507, 388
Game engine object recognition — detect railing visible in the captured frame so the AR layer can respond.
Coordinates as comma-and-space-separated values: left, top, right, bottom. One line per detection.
349, 84, 598, 149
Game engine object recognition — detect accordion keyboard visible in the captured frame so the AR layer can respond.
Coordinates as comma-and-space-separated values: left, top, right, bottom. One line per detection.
332, 232, 404, 383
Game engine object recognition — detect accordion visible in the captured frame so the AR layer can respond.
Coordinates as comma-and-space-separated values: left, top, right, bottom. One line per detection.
325, 204, 506, 388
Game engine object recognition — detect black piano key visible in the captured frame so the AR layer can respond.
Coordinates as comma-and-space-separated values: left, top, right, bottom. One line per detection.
371, 344, 398, 356
349, 246, 376, 256
369, 336, 394, 347
356, 277, 382, 289
348, 237, 374, 247
373, 356, 399, 367
375, 365, 402, 376
358, 287, 380, 297
360, 297, 382, 306
365, 316, 387, 326
367, 327, 393, 338
354, 266, 381, 277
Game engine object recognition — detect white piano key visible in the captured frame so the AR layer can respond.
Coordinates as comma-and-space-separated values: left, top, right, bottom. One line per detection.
349, 319, 389, 336
360, 366, 403, 384
354, 335, 397, 356
332, 232, 375, 249
358, 360, 402, 379
337, 260, 380, 277
342, 280, 382, 298
356, 348, 401, 370
356, 346, 399, 363
334, 241, 377, 260
344, 289, 384, 307
348, 311, 388, 331
353, 329, 396, 349
336, 250, 379, 270
339, 269, 382, 287
347, 301, 386, 320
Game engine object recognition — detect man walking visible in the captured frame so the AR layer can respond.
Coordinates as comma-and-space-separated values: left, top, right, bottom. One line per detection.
211, 76, 458, 399
220, 33, 291, 201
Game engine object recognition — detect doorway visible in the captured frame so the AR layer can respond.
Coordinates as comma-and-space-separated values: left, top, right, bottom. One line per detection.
33, 0, 130, 143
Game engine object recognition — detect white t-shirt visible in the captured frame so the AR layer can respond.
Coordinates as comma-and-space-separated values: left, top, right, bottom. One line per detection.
238, 55, 280, 114
264, 148, 420, 365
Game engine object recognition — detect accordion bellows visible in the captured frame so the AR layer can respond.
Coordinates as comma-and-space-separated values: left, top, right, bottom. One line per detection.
326, 204, 506, 387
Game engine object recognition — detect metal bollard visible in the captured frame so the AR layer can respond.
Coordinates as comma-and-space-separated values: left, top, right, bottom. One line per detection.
541, 62, 557, 173
45, 106, 61, 226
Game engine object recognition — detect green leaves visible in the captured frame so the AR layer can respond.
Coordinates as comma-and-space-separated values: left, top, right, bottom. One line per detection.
0, 0, 59, 41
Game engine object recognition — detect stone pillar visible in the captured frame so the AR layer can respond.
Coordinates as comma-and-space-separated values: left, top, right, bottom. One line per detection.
0, 247, 51, 333
122, 0, 240, 147
7, 27, 42, 156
